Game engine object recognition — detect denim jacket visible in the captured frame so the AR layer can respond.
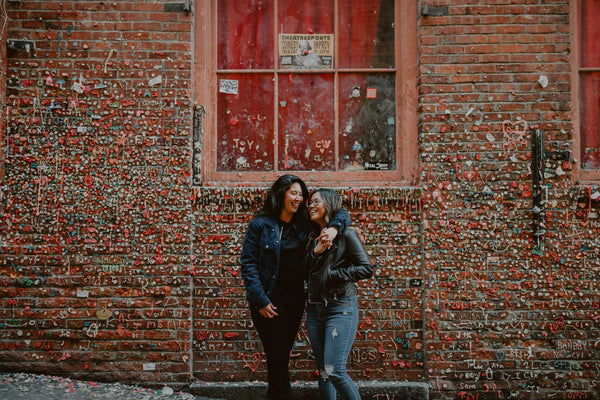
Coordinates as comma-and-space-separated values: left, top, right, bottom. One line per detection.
240, 210, 350, 310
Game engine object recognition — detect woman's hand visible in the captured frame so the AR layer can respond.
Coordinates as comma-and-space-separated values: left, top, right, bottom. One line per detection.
316, 227, 338, 250
259, 303, 278, 318
313, 239, 328, 255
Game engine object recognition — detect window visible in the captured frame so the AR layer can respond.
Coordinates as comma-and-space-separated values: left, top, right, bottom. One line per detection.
194, 0, 418, 185
575, 0, 600, 181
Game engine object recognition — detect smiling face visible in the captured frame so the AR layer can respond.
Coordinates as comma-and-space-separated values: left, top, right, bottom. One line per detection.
308, 192, 327, 228
280, 182, 304, 222
298, 40, 311, 55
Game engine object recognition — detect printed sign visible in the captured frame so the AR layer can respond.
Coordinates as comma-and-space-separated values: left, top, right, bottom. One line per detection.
219, 79, 239, 95
279, 34, 333, 69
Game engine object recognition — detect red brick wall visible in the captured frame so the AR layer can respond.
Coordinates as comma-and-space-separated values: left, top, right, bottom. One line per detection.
420, 1, 598, 399
1, 1, 599, 399
1, 0, 194, 384
190, 187, 424, 384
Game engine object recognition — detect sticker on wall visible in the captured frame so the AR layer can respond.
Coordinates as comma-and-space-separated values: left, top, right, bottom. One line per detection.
366, 87, 377, 99
364, 161, 389, 170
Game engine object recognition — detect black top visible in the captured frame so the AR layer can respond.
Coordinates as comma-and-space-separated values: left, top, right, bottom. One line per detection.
271, 221, 306, 303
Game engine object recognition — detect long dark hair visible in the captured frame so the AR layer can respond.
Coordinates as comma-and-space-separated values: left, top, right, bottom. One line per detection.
307, 188, 342, 241
257, 174, 309, 221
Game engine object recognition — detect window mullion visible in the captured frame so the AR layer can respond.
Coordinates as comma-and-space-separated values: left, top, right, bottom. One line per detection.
334, 0, 339, 172
274, 0, 279, 172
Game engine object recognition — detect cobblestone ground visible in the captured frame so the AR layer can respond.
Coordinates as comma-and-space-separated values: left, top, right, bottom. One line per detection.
0, 373, 206, 400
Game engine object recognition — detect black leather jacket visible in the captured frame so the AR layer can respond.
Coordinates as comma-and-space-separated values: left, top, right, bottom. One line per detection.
306, 228, 373, 304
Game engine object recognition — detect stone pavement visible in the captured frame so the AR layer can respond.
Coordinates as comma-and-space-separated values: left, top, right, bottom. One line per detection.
189, 380, 430, 399
0, 373, 222, 400
0, 373, 430, 399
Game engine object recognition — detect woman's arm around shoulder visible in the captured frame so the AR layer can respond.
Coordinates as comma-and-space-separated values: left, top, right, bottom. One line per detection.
328, 208, 351, 234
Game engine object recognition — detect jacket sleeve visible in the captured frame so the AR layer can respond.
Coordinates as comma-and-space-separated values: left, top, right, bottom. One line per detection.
240, 219, 271, 309
328, 208, 351, 234
329, 228, 373, 284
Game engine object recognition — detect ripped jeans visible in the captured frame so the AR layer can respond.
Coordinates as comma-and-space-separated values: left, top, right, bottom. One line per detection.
306, 295, 360, 400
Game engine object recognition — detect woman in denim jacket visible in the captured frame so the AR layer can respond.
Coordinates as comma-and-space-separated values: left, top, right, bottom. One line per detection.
240, 175, 350, 400
305, 188, 373, 400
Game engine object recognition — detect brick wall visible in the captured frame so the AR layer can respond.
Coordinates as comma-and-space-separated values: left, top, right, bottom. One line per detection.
0, 0, 194, 384
0, 1, 598, 399
420, 1, 598, 399
0, 0, 6, 182
190, 187, 424, 384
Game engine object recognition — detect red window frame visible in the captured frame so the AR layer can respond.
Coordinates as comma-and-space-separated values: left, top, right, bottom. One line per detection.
194, 0, 418, 186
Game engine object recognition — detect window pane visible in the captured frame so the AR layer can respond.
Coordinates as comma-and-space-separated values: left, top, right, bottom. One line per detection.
338, 0, 395, 69
218, 0, 274, 69
217, 74, 275, 171
277, 74, 334, 171
278, 0, 334, 35
339, 73, 396, 171
580, 72, 600, 170
580, 0, 600, 68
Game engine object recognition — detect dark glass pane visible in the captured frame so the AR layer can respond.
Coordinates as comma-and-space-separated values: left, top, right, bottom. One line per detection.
217, 74, 275, 171
339, 73, 396, 171
218, 0, 274, 69
581, 72, 600, 170
277, 74, 334, 171
338, 0, 395, 69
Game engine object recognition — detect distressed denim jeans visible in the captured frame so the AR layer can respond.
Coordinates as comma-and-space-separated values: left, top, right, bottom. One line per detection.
306, 295, 360, 400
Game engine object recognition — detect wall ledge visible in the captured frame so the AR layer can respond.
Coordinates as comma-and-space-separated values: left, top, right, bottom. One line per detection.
189, 380, 429, 400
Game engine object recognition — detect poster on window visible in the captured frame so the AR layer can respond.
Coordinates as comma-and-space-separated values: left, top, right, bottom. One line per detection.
279, 34, 333, 69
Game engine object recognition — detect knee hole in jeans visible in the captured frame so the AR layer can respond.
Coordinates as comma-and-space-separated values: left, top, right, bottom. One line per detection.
320, 365, 334, 381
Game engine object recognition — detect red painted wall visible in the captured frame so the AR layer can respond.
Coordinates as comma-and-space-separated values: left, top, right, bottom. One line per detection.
0, 1, 598, 399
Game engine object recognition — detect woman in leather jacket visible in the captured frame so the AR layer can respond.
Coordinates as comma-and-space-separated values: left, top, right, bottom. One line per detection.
305, 188, 373, 400
240, 175, 351, 400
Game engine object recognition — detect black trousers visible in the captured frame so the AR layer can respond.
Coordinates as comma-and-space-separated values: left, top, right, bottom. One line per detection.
250, 299, 305, 400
